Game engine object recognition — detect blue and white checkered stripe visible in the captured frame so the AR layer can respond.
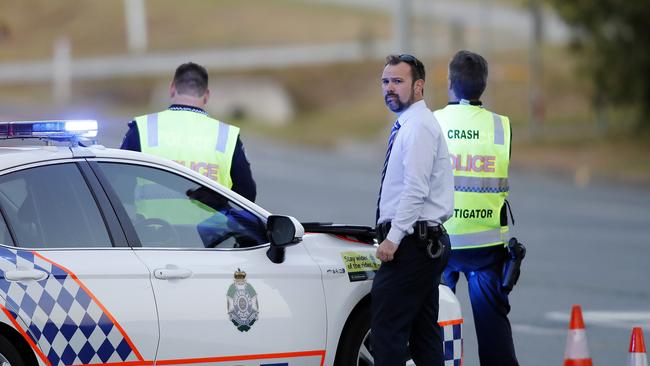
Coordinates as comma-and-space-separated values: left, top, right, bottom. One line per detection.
0, 247, 140, 365
443, 322, 462, 366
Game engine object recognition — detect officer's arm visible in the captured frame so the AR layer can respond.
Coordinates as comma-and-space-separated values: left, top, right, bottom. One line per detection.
509, 123, 512, 158
120, 121, 142, 151
230, 136, 257, 202
501, 123, 513, 225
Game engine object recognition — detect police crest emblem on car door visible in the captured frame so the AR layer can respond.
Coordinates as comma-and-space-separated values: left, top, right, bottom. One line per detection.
226, 268, 259, 332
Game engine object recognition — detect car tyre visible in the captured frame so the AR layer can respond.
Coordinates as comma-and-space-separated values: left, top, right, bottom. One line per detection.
334, 305, 373, 366
334, 306, 416, 366
0, 333, 25, 366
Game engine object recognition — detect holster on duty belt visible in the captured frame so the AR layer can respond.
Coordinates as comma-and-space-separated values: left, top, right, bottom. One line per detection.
501, 237, 526, 293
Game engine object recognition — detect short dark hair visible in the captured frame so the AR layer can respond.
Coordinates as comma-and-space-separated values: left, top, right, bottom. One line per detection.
449, 50, 488, 100
173, 62, 209, 97
385, 54, 426, 83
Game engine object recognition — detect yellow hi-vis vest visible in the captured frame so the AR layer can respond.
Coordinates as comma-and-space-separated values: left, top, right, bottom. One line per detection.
435, 104, 511, 249
135, 109, 240, 188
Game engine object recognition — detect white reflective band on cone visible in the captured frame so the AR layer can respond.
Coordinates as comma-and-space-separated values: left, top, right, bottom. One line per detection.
565, 329, 590, 359
628, 353, 648, 366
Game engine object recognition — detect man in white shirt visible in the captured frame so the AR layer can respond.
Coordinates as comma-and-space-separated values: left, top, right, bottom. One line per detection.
372, 54, 454, 366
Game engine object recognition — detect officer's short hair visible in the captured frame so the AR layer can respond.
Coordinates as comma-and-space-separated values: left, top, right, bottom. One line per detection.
385, 54, 426, 83
173, 62, 208, 97
449, 50, 488, 100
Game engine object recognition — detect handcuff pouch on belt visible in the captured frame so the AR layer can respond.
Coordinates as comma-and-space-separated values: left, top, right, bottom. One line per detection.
416, 221, 446, 259
376, 221, 446, 259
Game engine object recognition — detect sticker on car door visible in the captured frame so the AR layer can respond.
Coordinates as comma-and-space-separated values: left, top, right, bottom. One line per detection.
340, 251, 381, 282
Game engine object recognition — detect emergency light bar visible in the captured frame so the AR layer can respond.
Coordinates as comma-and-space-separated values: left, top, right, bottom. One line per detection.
0, 120, 98, 143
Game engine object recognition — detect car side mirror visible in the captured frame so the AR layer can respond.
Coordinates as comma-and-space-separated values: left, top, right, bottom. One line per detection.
266, 215, 304, 264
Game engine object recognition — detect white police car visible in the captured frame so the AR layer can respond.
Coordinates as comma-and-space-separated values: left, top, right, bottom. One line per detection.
0, 120, 462, 366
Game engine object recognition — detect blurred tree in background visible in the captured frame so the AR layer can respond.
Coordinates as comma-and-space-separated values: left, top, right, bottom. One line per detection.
548, 0, 650, 131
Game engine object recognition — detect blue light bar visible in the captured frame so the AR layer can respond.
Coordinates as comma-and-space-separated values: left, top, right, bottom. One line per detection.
0, 120, 98, 142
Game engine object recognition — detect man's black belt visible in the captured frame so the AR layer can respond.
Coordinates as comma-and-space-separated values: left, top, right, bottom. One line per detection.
376, 220, 446, 242
376, 220, 447, 259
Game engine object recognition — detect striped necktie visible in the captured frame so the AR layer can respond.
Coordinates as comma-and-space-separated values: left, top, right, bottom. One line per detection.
376, 120, 401, 224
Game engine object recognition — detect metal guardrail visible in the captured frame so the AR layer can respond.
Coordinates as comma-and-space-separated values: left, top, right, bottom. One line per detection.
0, 41, 397, 83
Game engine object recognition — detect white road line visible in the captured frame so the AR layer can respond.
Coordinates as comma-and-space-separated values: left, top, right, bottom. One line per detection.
546, 311, 650, 330
512, 323, 565, 336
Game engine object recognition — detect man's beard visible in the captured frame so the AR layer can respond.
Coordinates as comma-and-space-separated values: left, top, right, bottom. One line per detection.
385, 89, 415, 113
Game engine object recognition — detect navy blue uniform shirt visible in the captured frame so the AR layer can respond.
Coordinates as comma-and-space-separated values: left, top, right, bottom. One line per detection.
120, 105, 257, 202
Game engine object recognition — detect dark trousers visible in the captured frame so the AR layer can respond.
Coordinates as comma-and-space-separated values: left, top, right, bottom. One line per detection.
371, 234, 451, 366
443, 246, 519, 366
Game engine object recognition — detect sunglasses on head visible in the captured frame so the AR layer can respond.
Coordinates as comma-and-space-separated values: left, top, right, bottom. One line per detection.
398, 54, 421, 64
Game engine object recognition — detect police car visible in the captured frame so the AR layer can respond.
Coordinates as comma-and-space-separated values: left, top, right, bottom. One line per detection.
0, 120, 463, 366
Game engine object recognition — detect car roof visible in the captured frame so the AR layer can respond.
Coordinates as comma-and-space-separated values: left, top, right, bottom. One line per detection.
0, 144, 185, 172
0, 146, 74, 171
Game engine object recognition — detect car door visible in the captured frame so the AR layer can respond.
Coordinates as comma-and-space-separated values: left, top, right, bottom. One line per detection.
0, 161, 157, 365
94, 161, 327, 366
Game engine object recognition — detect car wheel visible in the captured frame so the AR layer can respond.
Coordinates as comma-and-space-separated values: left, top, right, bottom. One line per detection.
334, 307, 415, 366
0, 334, 25, 366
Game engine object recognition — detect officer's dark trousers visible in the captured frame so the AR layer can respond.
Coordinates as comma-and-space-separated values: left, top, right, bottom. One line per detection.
371, 234, 451, 366
443, 246, 519, 366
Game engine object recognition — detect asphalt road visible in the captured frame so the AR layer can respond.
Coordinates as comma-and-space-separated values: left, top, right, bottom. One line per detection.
12, 115, 649, 365
244, 137, 650, 366
1, 1, 640, 363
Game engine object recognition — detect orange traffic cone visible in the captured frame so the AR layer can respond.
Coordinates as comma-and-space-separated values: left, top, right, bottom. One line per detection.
628, 327, 648, 366
564, 304, 593, 366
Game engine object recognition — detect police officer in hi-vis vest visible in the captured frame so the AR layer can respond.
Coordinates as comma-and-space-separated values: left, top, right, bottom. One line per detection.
435, 50, 519, 365
121, 62, 256, 202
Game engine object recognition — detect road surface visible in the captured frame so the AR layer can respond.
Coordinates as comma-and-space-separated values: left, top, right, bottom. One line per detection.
245, 137, 650, 366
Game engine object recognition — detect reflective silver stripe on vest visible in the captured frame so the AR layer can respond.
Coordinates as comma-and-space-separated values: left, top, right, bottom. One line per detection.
454, 176, 509, 193
147, 113, 159, 147
493, 113, 504, 145
449, 229, 503, 248
215, 122, 230, 153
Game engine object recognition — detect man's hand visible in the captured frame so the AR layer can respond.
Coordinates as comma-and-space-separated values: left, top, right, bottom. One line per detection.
376, 239, 398, 262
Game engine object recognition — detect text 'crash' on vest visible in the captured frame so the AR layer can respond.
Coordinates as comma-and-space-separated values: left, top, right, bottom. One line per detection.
447, 129, 480, 140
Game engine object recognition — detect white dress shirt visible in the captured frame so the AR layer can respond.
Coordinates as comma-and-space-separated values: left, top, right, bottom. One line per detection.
378, 99, 454, 244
